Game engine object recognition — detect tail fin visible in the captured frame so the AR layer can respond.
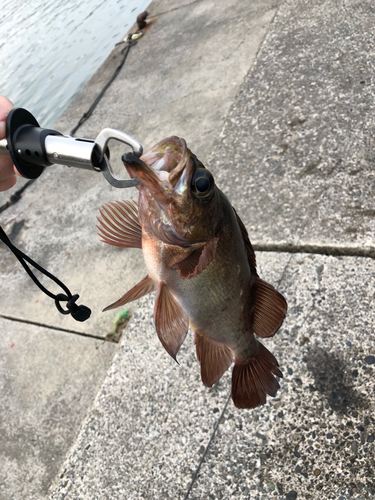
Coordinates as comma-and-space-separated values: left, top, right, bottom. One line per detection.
231, 342, 282, 409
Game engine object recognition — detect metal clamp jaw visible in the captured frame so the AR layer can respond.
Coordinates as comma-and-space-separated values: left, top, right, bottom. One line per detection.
94, 128, 142, 188
0, 108, 142, 188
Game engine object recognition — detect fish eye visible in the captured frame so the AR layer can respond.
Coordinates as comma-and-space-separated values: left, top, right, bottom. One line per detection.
191, 169, 214, 199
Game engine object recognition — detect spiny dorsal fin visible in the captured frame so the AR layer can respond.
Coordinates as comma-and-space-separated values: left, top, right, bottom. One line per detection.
174, 237, 219, 279
233, 207, 256, 270
154, 283, 189, 361
97, 200, 142, 249
231, 341, 283, 409
253, 278, 287, 338
103, 275, 156, 311
194, 331, 233, 387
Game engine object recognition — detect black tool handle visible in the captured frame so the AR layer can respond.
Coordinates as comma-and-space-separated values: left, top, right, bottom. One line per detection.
6, 108, 63, 179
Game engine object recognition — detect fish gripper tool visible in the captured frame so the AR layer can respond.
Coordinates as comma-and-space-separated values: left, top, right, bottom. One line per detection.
0, 108, 142, 188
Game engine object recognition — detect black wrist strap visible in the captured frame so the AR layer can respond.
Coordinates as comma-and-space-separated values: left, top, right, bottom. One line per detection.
0, 225, 91, 322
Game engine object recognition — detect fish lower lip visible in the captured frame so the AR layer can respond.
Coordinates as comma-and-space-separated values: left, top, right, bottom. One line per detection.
122, 152, 143, 168
122, 152, 160, 183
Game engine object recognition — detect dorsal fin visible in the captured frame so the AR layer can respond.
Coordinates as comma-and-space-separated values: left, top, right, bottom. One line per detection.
173, 237, 219, 279
194, 331, 233, 387
97, 200, 142, 249
233, 207, 256, 270
154, 282, 189, 361
103, 275, 156, 311
253, 278, 287, 338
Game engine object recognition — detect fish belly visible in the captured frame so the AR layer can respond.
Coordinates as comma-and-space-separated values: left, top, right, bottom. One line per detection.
142, 220, 256, 360
167, 247, 254, 357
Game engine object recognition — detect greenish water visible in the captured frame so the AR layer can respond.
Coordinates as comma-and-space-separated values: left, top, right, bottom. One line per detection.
0, 0, 150, 127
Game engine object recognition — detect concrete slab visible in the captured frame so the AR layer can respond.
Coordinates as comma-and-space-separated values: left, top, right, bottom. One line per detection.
0, 317, 116, 500
49, 252, 375, 499
2, 1, 374, 499
0, 0, 280, 335
47, 252, 290, 499
190, 253, 375, 499
209, 0, 375, 254
55, 0, 279, 162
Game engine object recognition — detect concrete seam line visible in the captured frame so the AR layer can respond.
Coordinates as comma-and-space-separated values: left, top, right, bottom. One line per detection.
184, 393, 231, 499
252, 243, 375, 260
0, 313, 108, 341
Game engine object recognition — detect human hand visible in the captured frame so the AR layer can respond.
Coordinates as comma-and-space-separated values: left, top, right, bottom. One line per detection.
0, 96, 17, 192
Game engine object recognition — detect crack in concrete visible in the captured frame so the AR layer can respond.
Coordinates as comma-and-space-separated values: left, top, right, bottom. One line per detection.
184, 393, 231, 499
0, 314, 110, 342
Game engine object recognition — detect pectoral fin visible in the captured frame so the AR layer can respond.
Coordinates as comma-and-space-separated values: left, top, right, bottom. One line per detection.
97, 200, 142, 249
154, 283, 189, 361
103, 275, 156, 311
253, 279, 287, 338
194, 331, 233, 387
174, 237, 219, 279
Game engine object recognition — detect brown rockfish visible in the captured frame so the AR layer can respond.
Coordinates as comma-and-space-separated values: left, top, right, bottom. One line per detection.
97, 137, 287, 409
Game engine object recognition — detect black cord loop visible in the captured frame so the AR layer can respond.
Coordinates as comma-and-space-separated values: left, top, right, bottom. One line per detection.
0, 225, 91, 322
55, 293, 75, 315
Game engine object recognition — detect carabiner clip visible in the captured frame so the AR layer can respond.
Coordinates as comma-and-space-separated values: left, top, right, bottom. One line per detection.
94, 128, 142, 188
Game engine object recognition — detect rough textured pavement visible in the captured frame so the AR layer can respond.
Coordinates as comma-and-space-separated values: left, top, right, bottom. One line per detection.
49, 255, 375, 500
49, 0, 375, 499
0, 318, 116, 500
1, 0, 375, 499
0, 0, 281, 498
211, 0, 375, 256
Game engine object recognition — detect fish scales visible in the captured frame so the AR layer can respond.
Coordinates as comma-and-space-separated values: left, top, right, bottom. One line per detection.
154, 196, 253, 350
97, 136, 287, 409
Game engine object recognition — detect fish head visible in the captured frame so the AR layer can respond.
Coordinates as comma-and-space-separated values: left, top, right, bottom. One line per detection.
123, 136, 221, 243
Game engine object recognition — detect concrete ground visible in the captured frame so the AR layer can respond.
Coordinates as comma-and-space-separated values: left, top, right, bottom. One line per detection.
0, 0, 374, 499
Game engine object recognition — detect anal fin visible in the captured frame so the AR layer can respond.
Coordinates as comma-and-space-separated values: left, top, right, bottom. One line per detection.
231, 342, 282, 409
97, 200, 142, 249
103, 275, 156, 311
194, 331, 233, 387
154, 283, 189, 361
253, 278, 287, 338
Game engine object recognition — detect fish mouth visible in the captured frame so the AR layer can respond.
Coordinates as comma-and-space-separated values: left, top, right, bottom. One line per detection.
122, 136, 195, 198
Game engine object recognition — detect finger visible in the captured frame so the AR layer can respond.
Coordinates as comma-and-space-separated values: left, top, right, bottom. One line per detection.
0, 95, 14, 123
0, 155, 17, 179
0, 96, 18, 182
0, 175, 16, 192
0, 120, 6, 140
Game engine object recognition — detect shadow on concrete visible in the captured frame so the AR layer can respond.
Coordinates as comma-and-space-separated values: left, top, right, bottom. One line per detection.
305, 346, 368, 415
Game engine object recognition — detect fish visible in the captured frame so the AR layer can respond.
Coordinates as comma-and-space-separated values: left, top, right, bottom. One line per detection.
97, 136, 287, 409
